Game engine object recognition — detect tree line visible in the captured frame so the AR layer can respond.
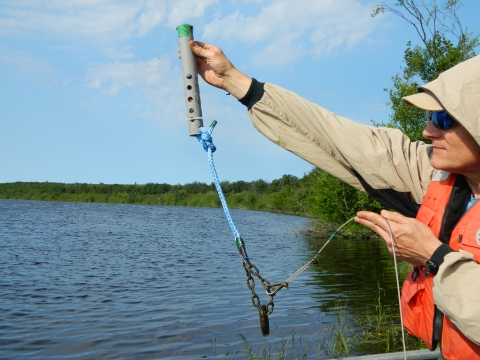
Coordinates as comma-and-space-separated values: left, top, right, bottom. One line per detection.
0, 170, 382, 227
1, 1, 477, 237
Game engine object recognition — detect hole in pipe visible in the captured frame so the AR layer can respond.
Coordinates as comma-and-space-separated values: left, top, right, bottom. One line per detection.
188, 97, 193, 102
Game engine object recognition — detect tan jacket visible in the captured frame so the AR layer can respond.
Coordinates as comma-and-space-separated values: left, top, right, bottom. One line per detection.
246, 54, 480, 344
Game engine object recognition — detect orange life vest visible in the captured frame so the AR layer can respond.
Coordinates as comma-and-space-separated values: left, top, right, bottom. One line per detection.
401, 172, 480, 359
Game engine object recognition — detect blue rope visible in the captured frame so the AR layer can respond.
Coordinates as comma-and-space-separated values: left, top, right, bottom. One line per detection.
196, 122, 241, 239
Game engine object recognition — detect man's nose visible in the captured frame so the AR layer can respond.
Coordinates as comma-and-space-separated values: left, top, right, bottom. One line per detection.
422, 120, 442, 140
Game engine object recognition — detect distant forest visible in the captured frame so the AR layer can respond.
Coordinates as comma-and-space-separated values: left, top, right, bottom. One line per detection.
0, 169, 383, 235
0, 173, 312, 214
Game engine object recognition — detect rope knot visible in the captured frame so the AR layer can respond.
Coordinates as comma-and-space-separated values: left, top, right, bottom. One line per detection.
196, 124, 216, 153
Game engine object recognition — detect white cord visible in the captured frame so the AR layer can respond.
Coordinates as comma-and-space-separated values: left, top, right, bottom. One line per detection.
273, 216, 408, 359
383, 217, 407, 360
283, 217, 356, 284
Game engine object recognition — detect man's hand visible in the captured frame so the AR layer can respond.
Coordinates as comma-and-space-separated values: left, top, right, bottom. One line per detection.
187, 41, 252, 99
355, 210, 442, 264
189, 41, 233, 89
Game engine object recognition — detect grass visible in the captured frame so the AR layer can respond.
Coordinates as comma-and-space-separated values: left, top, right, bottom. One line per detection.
329, 285, 427, 357
237, 331, 308, 360
238, 283, 427, 359
319, 301, 357, 358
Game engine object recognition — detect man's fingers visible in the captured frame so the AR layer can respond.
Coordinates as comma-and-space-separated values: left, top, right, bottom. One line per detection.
355, 214, 394, 251
381, 209, 406, 224
355, 214, 387, 234
356, 211, 387, 231
189, 40, 204, 56
190, 40, 213, 58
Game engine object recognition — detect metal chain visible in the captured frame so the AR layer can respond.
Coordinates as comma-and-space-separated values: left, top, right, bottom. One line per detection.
242, 260, 275, 315
197, 124, 354, 321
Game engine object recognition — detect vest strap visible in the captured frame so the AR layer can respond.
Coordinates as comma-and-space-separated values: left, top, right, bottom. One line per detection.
439, 175, 471, 243
432, 305, 444, 350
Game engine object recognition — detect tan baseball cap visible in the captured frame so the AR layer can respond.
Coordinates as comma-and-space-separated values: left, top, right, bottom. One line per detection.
402, 90, 444, 111
399, 54, 480, 147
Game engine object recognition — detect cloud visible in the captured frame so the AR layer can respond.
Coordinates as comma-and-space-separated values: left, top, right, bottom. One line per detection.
165, 0, 219, 28
85, 56, 188, 126
202, 0, 381, 67
0, 0, 383, 125
86, 57, 173, 95
0, 51, 70, 86
0, 0, 217, 40
83, 55, 246, 132
0, 51, 56, 75
0, 0, 157, 40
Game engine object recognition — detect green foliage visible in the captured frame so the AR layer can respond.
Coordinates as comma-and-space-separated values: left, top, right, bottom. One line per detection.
0, 175, 307, 216
372, 1, 479, 142
309, 171, 383, 226
379, 71, 426, 142
378, 33, 478, 142
403, 33, 478, 82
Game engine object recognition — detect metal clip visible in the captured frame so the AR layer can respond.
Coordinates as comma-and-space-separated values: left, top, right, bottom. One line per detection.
411, 266, 419, 281
265, 282, 288, 296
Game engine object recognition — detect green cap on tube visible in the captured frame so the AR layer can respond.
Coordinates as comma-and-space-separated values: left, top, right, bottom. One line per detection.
176, 24, 192, 38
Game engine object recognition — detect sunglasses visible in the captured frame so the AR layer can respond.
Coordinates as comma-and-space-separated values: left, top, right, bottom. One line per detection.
426, 111, 456, 130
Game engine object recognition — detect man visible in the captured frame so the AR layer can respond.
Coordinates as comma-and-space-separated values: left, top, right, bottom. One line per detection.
187, 40, 480, 359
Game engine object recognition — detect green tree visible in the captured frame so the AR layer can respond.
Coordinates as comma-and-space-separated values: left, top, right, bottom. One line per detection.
309, 171, 383, 225
309, 1, 479, 227
372, 0, 479, 141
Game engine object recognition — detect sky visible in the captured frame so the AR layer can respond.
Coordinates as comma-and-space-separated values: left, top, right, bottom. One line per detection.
1, 0, 480, 185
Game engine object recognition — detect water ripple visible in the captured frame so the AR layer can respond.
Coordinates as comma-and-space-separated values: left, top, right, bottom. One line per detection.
0, 199, 398, 359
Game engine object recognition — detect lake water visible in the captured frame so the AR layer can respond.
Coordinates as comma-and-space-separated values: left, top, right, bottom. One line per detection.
0, 200, 401, 359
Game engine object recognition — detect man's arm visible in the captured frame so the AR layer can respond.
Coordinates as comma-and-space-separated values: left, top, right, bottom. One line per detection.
247, 82, 434, 214
189, 41, 435, 215
434, 250, 480, 345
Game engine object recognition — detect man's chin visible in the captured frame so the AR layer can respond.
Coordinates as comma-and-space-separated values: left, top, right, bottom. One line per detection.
430, 158, 452, 173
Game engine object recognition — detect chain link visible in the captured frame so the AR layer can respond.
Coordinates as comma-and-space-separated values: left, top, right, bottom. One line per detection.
242, 260, 276, 315
197, 122, 355, 336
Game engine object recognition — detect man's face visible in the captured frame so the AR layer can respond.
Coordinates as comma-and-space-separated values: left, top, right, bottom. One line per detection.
422, 118, 480, 177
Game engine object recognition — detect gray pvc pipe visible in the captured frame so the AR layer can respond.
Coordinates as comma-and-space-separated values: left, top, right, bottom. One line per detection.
177, 24, 203, 136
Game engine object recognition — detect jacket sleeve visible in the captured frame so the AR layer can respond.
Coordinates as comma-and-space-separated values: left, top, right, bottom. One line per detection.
247, 82, 435, 216
433, 250, 480, 344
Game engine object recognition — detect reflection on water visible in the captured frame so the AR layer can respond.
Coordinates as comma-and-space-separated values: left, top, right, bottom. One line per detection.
0, 200, 402, 359
306, 235, 400, 313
